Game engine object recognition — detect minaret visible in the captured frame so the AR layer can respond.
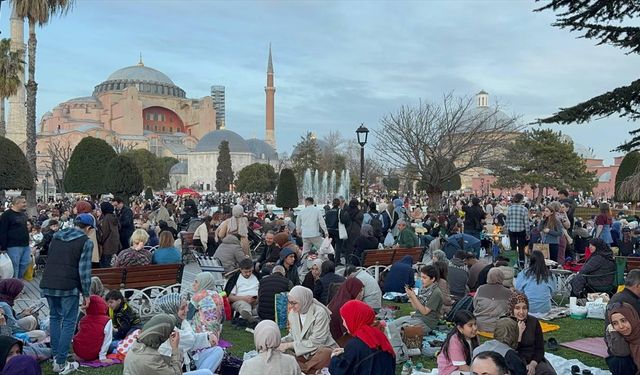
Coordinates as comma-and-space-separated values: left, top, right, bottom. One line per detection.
265, 44, 276, 148
476, 90, 489, 108
6, 5, 27, 146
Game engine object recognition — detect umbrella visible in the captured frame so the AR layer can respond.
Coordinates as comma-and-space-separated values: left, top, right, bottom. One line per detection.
443, 233, 482, 259
175, 188, 201, 198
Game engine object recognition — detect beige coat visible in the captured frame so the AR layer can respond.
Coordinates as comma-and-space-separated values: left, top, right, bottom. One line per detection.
472, 283, 513, 332
282, 302, 338, 358
123, 342, 183, 375
87, 228, 100, 263
239, 351, 302, 375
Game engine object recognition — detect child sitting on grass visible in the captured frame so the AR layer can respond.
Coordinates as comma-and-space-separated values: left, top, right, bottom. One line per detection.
437, 310, 479, 375
105, 290, 142, 340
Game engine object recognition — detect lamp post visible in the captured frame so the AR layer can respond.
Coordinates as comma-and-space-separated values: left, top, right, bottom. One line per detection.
356, 124, 369, 200
44, 172, 50, 202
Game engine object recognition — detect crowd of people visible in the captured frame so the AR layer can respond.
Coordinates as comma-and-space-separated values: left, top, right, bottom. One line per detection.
0, 188, 639, 374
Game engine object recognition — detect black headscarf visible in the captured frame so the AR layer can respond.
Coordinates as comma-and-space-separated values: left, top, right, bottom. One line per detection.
0, 335, 22, 370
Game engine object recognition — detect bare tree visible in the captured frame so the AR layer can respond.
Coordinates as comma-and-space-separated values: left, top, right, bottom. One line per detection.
375, 93, 523, 211
43, 138, 73, 194
344, 139, 384, 191
112, 138, 137, 154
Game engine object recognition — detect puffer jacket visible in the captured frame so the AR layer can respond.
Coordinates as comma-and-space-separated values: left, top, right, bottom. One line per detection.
213, 235, 247, 273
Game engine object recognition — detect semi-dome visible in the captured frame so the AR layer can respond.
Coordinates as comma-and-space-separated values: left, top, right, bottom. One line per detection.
170, 161, 188, 175
107, 65, 175, 85
195, 129, 250, 153
93, 62, 185, 98
247, 138, 278, 160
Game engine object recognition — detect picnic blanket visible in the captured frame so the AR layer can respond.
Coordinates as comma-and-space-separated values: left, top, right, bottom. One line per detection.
478, 321, 560, 338
537, 307, 570, 321
560, 337, 608, 358
80, 358, 123, 368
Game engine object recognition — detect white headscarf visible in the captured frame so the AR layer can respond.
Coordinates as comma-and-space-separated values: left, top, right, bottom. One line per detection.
253, 320, 281, 362
227, 205, 248, 237
288, 285, 331, 315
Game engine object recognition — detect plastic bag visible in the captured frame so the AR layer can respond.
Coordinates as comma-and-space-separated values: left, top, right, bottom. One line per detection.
501, 236, 511, 251
586, 299, 606, 319
23, 255, 35, 281
383, 233, 395, 247
319, 237, 334, 256
0, 253, 14, 279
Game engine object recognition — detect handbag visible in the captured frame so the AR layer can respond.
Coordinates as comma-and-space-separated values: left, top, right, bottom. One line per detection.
338, 209, 348, 240
532, 243, 550, 259
219, 352, 243, 375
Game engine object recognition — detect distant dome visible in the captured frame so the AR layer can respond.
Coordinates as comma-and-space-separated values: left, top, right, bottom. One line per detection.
247, 138, 278, 160
66, 96, 101, 104
599, 171, 612, 182
195, 129, 250, 153
94, 63, 185, 98
560, 135, 596, 159
465, 106, 512, 123
170, 161, 188, 175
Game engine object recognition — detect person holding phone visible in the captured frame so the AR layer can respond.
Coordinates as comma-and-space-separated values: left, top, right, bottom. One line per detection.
226, 258, 260, 324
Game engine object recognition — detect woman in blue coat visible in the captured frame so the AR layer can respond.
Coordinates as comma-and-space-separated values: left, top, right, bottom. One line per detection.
383, 255, 414, 293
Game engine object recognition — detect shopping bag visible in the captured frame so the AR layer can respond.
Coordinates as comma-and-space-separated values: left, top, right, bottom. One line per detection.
383, 232, 395, 247
501, 236, 511, 251
319, 237, 334, 256
275, 292, 289, 329
586, 299, 606, 319
532, 243, 550, 259
338, 209, 348, 240
23, 255, 35, 281
0, 253, 13, 279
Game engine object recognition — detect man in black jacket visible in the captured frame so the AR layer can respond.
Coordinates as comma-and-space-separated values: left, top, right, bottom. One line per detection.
113, 197, 134, 251
313, 260, 345, 305
257, 265, 292, 321
324, 199, 349, 265
254, 231, 280, 276
0, 196, 30, 278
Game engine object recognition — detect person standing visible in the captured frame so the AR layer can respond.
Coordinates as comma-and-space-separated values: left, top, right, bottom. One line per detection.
296, 197, 329, 258
0, 197, 30, 279
113, 198, 134, 251
505, 194, 530, 269
40, 213, 95, 374
98, 202, 120, 268
462, 197, 486, 240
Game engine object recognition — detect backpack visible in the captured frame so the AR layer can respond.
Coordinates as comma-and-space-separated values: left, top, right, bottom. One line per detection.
446, 295, 474, 322
370, 213, 383, 239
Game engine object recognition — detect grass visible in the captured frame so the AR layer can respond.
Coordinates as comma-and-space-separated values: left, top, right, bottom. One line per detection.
40, 250, 608, 374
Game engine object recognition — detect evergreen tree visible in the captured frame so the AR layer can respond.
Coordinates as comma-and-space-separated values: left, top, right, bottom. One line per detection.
382, 176, 400, 191
216, 140, 234, 192
236, 163, 278, 193
144, 187, 154, 200
0, 137, 33, 190
536, 1, 640, 151
124, 150, 177, 190
615, 151, 640, 201
492, 129, 597, 201
159, 156, 180, 188
64, 136, 117, 196
276, 168, 299, 209
103, 155, 144, 202
291, 132, 320, 179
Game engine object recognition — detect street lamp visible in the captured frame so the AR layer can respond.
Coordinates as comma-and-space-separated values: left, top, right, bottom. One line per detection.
356, 124, 369, 200
44, 172, 50, 202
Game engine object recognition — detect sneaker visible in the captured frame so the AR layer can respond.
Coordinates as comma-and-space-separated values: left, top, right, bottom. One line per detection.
52, 362, 63, 372
59, 361, 79, 375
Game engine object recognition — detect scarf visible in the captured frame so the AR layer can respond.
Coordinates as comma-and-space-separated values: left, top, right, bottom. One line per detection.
494, 317, 519, 349
508, 291, 529, 317
227, 205, 248, 237
340, 300, 394, 357
487, 268, 504, 285
0, 336, 22, 370
0, 279, 24, 307
155, 293, 184, 326
288, 285, 330, 315
137, 314, 176, 349
274, 233, 289, 248
253, 320, 281, 362
194, 272, 216, 293
608, 302, 640, 371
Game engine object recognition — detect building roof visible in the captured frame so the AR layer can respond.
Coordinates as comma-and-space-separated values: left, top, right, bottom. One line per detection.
247, 138, 278, 160
170, 161, 188, 175
195, 129, 250, 153
106, 65, 175, 85
66, 96, 102, 105
599, 171, 612, 182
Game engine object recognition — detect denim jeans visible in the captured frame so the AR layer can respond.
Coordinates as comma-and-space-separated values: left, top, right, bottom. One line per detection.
46, 295, 79, 365
195, 346, 224, 372
7, 246, 31, 278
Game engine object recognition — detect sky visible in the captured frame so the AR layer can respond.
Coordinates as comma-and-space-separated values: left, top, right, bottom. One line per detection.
1, 0, 638, 164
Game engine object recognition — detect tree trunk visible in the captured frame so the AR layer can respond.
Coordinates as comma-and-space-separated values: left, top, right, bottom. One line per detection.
427, 189, 444, 214
25, 20, 38, 216
0, 98, 5, 137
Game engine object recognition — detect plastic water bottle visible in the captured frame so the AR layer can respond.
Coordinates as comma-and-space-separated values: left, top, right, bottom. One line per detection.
414, 274, 422, 289
401, 361, 413, 375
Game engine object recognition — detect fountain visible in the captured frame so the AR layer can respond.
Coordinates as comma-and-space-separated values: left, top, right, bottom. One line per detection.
312, 169, 319, 202
329, 170, 336, 202
300, 168, 350, 204
302, 169, 313, 199
321, 171, 328, 205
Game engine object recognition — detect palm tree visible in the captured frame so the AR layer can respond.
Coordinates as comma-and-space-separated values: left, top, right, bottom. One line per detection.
0, 38, 24, 137
12, 0, 74, 209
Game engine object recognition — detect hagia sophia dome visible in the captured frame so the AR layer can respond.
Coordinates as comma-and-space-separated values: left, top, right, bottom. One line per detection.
93, 63, 186, 98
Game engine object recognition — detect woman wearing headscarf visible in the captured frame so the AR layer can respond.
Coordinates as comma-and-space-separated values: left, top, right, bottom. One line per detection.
216, 205, 250, 255
278, 286, 338, 373
329, 300, 395, 375
473, 317, 527, 375
0, 280, 42, 340
352, 224, 379, 265
0, 336, 22, 371
302, 258, 323, 290
473, 268, 512, 333
74, 201, 101, 267
187, 273, 224, 342
606, 302, 640, 375
156, 293, 224, 373
327, 278, 364, 342
240, 320, 301, 375
343, 199, 363, 265
2, 354, 41, 375
569, 238, 616, 297
124, 314, 212, 375
98, 201, 120, 268
383, 255, 415, 293
508, 292, 556, 375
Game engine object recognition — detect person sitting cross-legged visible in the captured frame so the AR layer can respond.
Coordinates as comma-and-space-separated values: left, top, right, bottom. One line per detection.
225, 258, 260, 324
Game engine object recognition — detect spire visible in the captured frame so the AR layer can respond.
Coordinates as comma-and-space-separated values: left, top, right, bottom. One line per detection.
267, 43, 273, 73
138, 52, 144, 66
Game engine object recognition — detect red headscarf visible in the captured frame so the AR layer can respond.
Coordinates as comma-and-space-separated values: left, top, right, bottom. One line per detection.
340, 300, 394, 357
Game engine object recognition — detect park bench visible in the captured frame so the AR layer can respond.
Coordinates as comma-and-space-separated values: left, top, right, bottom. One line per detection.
92, 263, 183, 320
180, 231, 204, 263
358, 247, 424, 281
392, 247, 424, 264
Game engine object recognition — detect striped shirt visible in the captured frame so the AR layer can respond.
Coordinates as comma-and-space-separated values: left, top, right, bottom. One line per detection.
506, 203, 530, 235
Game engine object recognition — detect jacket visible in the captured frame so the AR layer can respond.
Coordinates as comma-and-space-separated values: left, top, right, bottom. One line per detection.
329, 337, 395, 375
515, 271, 556, 315
110, 302, 142, 340
73, 296, 111, 361
314, 272, 345, 305
383, 255, 414, 293
472, 284, 512, 332
395, 228, 418, 248
281, 302, 338, 357
353, 270, 382, 310
296, 206, 328, 238
158, 319, 211, 369
98, 213, 121, 256
257, 273, 293, 321
0, 209, 29, 249
117, 206, 135, 250
40, 227, 92, 294
515, 315, 545, 364
579, 247, 616, 289
123, 342, 183, 375
213, 235, 247, 273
